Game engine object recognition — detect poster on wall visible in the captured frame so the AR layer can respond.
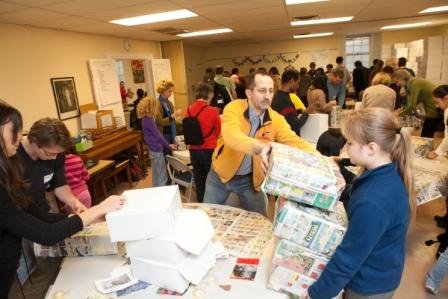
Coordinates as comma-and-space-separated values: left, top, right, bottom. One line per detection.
131, 59, 145, 83
51, 77, 80, 120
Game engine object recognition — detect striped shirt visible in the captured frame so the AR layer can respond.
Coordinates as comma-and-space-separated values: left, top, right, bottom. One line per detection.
64, 154, 89, 196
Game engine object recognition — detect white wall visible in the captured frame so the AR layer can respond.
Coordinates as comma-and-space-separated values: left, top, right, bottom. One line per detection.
0, 23, 161, 135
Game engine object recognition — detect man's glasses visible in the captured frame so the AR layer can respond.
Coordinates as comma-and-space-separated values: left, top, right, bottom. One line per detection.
41, 147, 60, 158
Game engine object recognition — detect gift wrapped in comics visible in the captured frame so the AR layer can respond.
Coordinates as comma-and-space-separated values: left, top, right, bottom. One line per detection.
262, 143, 345, 211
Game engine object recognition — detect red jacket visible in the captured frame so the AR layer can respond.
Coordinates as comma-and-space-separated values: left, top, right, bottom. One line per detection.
184, 100, 221, 150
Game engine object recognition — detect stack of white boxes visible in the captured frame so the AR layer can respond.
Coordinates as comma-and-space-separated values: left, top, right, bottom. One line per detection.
262, 143, 348, 297
106, 185, 216, 293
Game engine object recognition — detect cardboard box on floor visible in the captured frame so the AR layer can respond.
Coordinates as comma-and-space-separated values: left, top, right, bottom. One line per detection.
106, 185, 182, 242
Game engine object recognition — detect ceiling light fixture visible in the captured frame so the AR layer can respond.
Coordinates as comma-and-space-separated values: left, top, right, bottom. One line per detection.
419, 6, 448, 14
177, 28, 233, 37
381, 22, 432, 30
110, 9, 197, 26
291, 16, 353, 26
294, 32, 333, 38
286, 0, 329, 4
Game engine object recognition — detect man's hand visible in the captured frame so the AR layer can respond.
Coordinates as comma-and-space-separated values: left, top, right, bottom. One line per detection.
255, 142, 276, 174
72, 200, 88, 214
393, 108, 403, 117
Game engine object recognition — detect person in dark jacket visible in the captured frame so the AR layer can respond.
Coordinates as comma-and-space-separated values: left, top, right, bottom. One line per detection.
352, 61, 370, 100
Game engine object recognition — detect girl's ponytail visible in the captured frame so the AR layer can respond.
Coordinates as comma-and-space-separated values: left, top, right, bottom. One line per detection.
391, 128, 416, 223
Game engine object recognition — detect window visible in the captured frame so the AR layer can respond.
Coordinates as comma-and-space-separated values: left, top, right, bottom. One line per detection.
115, 60, 125, 83
345, 36, 370, 71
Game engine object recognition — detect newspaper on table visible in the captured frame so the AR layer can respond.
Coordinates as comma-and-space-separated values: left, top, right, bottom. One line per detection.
414, 166, 448, 206
273, 198, 347, 257
411, 136, 433, 157
184, 203, 272, 257
262, 143, 346, 211
272, 238, 329, 279
268, 264, 341, 298
34, 223, 122, 257
268, 265, 316, 297
398, 115, 423, 128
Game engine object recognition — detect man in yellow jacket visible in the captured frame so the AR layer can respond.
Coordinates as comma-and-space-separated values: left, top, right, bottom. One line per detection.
203, 71, 316, 216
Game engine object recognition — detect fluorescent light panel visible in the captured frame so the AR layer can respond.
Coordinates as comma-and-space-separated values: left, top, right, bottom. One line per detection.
110, 9, 197, 26
294, 32, 333, 38
286, 0, 328, 4
291, 16, 353, 26
177, 28, 233, 37
420, 6, 448, 14
381, 22, 432, 30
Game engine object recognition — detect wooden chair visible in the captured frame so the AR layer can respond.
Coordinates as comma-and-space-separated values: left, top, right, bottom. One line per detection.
99, 160, 133, 201
165, 155, 194, 202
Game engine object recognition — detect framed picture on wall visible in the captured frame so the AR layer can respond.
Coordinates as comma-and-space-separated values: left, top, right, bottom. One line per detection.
51, 77, 80, 120
131, 59, 145, 83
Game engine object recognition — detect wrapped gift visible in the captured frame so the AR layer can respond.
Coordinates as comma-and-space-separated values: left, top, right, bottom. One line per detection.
273, 199, 347, 257
411, 136, 433, 157
268, 265, 315, 297
272, 239, 329, 279
34, 223, 122, 257
262, 143, 346, 211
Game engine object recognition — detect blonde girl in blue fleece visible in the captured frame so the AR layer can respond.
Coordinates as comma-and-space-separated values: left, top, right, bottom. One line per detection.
306, 108, 416, 299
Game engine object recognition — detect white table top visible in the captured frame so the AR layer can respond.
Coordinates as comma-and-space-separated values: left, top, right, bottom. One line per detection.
46, 239, 286, 299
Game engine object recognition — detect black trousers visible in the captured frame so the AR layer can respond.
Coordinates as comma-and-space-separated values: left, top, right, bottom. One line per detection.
421, 116, 443, 138
189, 149, 214, 203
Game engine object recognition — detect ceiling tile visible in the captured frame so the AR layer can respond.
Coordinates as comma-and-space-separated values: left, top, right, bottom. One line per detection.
5, 0, 70, 6
30, 15, 101, 29
0, 1, 27, 13
43, 0, 156, 14
0, 7, 66, 24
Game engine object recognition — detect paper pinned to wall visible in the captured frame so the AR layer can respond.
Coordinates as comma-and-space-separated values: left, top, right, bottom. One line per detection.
396, 48, 408, 59
149, 59, 174, 103
311, 51, 329, 68
88, 59, 122, 106
88, 59, 125, 123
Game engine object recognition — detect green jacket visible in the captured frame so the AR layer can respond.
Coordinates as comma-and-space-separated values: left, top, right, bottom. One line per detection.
400, 77, 438, 118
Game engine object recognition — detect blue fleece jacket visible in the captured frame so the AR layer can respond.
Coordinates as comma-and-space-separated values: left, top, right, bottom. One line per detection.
308, 162, 410, 299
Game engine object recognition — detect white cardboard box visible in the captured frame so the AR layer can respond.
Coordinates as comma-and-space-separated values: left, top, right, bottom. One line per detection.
130, 242, 216, 293
125, 209, 215, 263
106, 186, 182, 242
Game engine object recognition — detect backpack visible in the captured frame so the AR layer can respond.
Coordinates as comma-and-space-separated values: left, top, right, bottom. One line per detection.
183, 105, 214, 145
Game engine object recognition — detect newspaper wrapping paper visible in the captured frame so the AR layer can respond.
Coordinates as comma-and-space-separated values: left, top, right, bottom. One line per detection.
414, 168, 448, 206
262, 143, 346, 211
411, 136, 433, 157
184, 203, 272, 257
272, 238, 329, 279
273, 199, 348, 258
398, 115, 423, 128
34, 223, 121, 257
268, 265, 316, 297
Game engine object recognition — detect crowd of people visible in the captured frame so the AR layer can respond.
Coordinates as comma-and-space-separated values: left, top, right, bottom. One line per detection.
1, 54, 447, 298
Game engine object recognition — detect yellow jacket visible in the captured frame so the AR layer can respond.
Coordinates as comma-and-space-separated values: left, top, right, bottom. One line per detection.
212, 100, 316, 191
